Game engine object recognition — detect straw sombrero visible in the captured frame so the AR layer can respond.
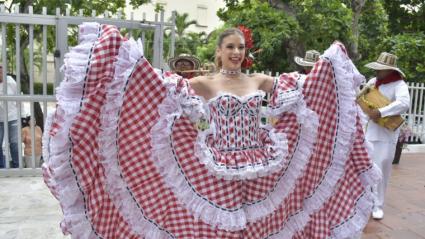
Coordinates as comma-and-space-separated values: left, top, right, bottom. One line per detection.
365, 52, 405, 78
168, 54, 201, 72
294, 50, 320, 67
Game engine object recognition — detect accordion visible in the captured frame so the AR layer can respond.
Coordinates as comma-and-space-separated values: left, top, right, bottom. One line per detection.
356, 86, 404, 131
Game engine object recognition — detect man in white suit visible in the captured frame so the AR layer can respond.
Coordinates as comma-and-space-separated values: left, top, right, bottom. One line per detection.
364, 52, 410, 220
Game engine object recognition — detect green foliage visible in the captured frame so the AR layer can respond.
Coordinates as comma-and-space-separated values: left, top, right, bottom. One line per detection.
216, 0, 424, 83
216, 0, 355, 72
181, 32, 207, 55
129, 0, 151, 7
165, 12, 203, 57
289, 0, 354, 51
375, 33, 425, 83
357, 0, 389, 74
382, 0, 425, 34
356, 0, 425, 83
154, 3, 165, 13
34, 82, 54, 95
197, 25, 229, 64
173, 12, 198, 38
216, 1, 300, 72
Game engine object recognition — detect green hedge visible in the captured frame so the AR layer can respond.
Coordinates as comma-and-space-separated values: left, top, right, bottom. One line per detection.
360, 33, 425, 83
33, 82, 54, 95
379, 33, 425, 83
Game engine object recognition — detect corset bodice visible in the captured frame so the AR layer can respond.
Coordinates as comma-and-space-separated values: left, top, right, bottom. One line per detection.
207, 91, 265, 151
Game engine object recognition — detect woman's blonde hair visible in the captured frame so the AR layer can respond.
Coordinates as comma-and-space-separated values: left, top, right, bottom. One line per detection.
214, 28, 245, 69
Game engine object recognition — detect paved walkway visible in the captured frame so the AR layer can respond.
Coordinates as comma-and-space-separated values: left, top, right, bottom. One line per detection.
363, 153, 425, 239
0, 153, 424, 239
0, 177, 68, 239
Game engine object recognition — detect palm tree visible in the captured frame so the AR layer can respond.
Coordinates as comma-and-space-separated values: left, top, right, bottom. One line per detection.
173, 12, 198, 39
165, 12, 200, 56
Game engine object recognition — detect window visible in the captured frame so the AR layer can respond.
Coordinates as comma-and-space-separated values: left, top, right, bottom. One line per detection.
197, 5, 208, 27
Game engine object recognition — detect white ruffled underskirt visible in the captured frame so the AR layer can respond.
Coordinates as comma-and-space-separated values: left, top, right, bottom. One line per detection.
42, 22, 102, 239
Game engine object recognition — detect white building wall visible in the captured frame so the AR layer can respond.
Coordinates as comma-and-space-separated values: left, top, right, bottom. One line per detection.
125, 0, 226, 34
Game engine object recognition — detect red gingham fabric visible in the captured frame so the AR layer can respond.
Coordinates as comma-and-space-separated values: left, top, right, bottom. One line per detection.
68, 25, 138, 239
44, 25, 378, 239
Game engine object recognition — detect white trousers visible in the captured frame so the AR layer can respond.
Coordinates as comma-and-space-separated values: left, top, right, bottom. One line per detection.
369, 140, 397, 209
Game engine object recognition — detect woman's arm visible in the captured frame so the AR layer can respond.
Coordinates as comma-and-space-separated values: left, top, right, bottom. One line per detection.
189, 75, 214, 100
254, 73, 275, 93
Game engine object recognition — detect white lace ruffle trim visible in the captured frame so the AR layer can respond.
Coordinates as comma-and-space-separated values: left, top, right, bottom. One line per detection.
42, 22, 101, 239
97, 38, 172, 239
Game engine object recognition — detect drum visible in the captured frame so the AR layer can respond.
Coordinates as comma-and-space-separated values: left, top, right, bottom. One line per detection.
356, 86, 404, 131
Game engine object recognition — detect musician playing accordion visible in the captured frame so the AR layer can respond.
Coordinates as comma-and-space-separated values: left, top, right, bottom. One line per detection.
360, 52, 410, 220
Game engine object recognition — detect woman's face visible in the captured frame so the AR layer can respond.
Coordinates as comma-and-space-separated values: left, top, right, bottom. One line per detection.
216, 34, 246, 70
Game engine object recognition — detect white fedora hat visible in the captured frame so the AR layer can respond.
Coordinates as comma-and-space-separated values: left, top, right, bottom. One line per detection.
365, 52, 405, 78
294, 50, 320, 67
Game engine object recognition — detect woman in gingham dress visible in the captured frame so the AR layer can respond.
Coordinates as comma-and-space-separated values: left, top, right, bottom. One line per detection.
43, 23, 380, 239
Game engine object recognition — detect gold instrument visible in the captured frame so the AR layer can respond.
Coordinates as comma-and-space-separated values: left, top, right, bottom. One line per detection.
356, 86, 404, 131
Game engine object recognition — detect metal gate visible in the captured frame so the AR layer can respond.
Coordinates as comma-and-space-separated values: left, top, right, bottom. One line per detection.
0, 4, 175, 176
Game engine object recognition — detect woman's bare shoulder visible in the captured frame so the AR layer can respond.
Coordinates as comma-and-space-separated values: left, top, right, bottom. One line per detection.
249, 72, 273, 80
249, 73, 275, 93
189, 75, 214, 91
190, 74, 215, 82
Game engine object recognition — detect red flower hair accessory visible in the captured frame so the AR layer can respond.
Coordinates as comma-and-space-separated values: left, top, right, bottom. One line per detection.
237, 25, 255, 69
238, 25, 254, 49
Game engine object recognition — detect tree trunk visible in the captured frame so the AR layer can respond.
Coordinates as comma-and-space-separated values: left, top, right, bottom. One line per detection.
285, 39, 305, 71
349, 0, 366, 61
19, 38, 29, 94
266, 0, 303, 70
266, 0, 296, 17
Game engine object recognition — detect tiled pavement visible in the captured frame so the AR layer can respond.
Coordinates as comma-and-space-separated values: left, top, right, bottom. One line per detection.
0, 177, 68, 239
362, 153, 425, 239
0, 153, 424, 239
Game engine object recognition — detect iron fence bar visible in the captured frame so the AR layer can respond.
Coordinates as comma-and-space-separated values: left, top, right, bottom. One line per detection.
413, 83, 419, 142
0, 13, 174, 27
159, 11, 165, 68
42, 7, 48, 125
169, 11, 176, 58
15, 6, 23, 169
0, 13, 56, 25
419, 83, 425, 142
28, 6, 36, 169
57, 16, 163, 29
1, 20, 11, 168
29, 7, 34, 96
0, 95, 56, 101
0, 5, 176, 175
152, 13, 162, 68
0, 168, 42, 177
55, 16, 67, 86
